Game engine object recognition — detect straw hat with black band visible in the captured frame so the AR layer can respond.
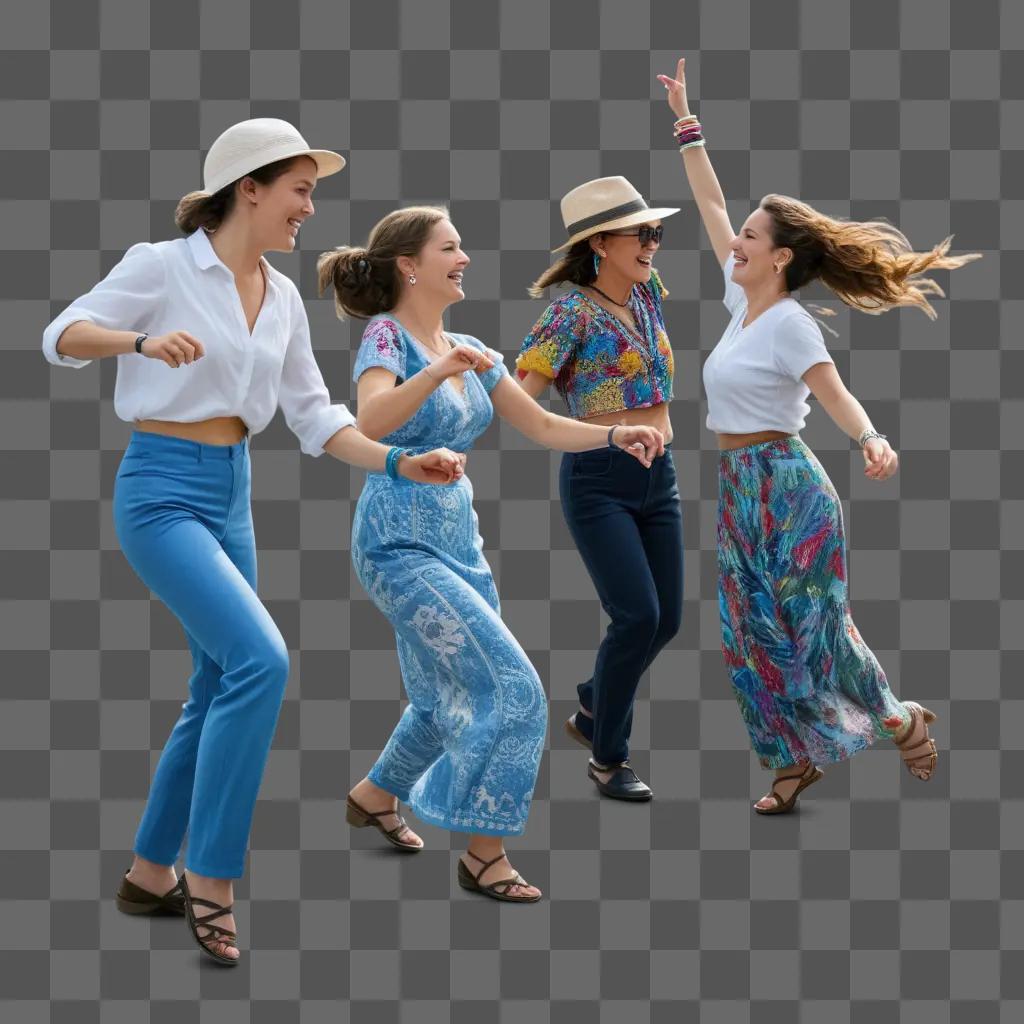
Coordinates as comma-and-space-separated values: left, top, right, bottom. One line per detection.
552, 176, 679, 253
199, 118, 345, 196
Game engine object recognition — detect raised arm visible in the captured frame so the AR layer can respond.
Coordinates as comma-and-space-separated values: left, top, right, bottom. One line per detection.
657, 57, 735, 267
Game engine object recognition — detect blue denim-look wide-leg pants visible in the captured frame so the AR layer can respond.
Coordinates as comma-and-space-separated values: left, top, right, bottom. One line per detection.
113, 431, 289, 879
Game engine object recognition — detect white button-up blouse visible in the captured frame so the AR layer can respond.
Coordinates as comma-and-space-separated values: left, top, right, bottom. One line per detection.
42, 228, 355, 456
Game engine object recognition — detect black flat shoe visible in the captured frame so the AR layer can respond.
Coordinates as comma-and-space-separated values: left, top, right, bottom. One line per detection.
587, 760, 653, 801
115, 871, 186, 916
564, 712, 592, 750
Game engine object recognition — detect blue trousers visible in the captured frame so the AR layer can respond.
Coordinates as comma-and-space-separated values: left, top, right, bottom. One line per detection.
559, 447, 684, 766
113, 431, 290, 879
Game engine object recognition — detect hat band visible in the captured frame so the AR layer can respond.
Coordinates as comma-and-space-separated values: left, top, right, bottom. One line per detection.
565, 198, 649, 238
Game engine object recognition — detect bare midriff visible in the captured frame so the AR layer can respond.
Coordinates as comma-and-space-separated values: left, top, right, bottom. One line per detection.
580, 401, 673, 446
134, 416, 248, 446
716, 429, 793, 451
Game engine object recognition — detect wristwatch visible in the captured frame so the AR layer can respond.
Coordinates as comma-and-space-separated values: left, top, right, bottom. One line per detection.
134, 333, 148, 354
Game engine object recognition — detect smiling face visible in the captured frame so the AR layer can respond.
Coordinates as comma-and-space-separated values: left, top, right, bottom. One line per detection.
245, 156, 319, 253
401, 218, 471, 305
730, 207, 790, 289
592, 220, 662, 285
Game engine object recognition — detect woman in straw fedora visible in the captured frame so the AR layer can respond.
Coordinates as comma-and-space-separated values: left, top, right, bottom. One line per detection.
43, 118, 466, 963
317, 206, 665, 902
657, 57, 978, 812
516, 176, 683, 802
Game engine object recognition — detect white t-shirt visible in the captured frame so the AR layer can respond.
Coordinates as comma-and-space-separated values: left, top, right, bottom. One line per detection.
702, 253, 834, 434
42, 229, 356, 456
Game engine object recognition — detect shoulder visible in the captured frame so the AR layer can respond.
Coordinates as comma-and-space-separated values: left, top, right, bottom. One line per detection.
362, 314, 405, 348
775, 301, 823, 338
643, 267, 669, 301
534, 290, 591, 332
447, 332, 484, 351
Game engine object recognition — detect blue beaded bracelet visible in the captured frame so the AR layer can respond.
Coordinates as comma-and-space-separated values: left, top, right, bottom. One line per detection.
385, 446, 406, 480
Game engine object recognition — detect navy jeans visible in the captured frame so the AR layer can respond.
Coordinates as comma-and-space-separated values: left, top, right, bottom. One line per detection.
559, 446, 684, 767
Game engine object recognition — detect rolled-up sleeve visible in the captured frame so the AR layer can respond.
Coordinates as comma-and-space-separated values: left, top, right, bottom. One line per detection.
42, 242, 166, 368
279, 289, 356, 456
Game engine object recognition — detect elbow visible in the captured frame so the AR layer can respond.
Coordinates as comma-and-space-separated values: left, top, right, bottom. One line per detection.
355, 410, 385, 441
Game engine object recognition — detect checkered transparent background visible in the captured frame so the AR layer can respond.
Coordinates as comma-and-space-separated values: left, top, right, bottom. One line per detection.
1, 0, 1021, 1020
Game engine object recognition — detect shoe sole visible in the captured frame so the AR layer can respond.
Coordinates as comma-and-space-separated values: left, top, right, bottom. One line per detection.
587, 769, 653, 801
115, 895, 184, 916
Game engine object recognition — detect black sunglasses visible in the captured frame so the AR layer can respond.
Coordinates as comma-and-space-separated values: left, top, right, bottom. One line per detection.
606, 225, 664, 246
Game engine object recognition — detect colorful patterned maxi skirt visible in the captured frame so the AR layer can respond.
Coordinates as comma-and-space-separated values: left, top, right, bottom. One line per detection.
717, 437, 910, 770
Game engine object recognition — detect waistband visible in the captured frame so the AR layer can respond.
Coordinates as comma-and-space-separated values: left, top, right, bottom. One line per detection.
127, 430, 249, 461
718, 435, 805, 461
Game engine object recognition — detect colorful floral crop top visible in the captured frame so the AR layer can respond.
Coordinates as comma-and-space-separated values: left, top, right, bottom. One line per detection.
515, 269, 674, 419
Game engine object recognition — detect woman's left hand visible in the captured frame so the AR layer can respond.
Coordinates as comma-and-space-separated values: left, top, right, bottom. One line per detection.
613, 425, 666, 468
401, 448, 467, 484
863, 437, 898, 480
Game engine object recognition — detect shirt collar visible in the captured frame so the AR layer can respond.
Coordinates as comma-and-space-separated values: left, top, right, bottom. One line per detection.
186, 228, 273, 280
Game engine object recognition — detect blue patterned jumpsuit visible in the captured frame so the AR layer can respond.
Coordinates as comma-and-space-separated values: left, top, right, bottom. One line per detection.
350, 316, 548, 835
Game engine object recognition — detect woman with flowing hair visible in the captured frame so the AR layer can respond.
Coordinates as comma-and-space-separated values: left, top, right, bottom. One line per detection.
318, 206, 664, 901
657, 57, 979, 813
42, 119, 465, 964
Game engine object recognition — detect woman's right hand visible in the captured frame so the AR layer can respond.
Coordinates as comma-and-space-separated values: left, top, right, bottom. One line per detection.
427, 344, 494, 382
141, 331, 206, 368
399, 448, 467, 485
657, 57, 690, 120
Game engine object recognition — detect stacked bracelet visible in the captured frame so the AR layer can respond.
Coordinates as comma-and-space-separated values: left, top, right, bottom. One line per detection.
673, 116, 706, 152
385, 446, 407, 480
857, 428, 887, 447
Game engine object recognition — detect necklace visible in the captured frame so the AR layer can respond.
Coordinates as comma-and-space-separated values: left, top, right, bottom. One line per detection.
589, 283, 633, 308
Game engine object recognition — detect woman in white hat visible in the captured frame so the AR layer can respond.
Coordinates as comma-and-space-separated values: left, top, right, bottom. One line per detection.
516, 177, 683, 802
658, 58, 977, 813
317, 206, 665, 902
42, 119, 465, 964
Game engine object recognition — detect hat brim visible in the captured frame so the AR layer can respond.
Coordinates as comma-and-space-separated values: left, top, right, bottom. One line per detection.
551, 207, 680, 253
203, 146, 346, 196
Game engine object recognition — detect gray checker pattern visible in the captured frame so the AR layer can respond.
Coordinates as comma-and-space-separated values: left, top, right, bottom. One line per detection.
0, 0, 1020, 1021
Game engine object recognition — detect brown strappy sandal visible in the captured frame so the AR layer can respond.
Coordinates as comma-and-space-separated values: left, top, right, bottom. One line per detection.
345, 795, 423, 851
753, 761, 824, 815
115, 871, 186, 916
457, 850, 542, 903
179, 874, 239, 966
894, 702, 938, 780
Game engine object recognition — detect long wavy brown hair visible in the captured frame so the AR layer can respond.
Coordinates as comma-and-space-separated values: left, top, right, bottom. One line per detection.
317, 205, 449, 319
760, 194, 981, 319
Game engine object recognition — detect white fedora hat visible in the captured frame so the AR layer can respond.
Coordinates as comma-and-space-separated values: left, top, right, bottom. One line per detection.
201, 118, 345, 196
553, 176, 679, 253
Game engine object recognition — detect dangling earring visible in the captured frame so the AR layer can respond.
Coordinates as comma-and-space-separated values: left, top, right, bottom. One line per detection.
408, 275, 416, 285
592, 252, 601, 277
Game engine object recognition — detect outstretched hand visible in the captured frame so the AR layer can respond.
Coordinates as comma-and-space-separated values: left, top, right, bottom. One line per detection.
656, 57, 690, 120
863, 438, 898, 481
401, 448, 467, 485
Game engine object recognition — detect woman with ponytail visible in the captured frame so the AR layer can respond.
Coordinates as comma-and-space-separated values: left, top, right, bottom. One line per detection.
319, 207, 665, 902
658, 58, 979, 814
42, 120, 464, 964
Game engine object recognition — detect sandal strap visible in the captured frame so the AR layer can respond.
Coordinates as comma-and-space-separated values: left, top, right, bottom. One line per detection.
195, 906, 233, 927
899, 738, 936, 762
464, 850, 509, 881
196, 921, 237, 942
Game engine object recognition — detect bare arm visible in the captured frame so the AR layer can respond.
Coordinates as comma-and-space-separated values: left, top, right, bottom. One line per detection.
321, 424, 466, 484
356, 343, 493, 439
804, 362, 898, 480
657, 57, 735, 267
57, 321, 205, 367
515, 370, 552, 400
489, 376, 663, 463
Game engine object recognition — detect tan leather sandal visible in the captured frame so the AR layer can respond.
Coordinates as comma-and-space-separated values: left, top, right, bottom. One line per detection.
894, 702, 938, 780
345, 795, 423, 851
754, 761, 824, 815
179, 874, 239, 967
457, 850, 541, 903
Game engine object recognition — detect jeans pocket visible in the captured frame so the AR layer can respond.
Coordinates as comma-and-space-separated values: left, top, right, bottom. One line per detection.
571, 448, 613, 477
